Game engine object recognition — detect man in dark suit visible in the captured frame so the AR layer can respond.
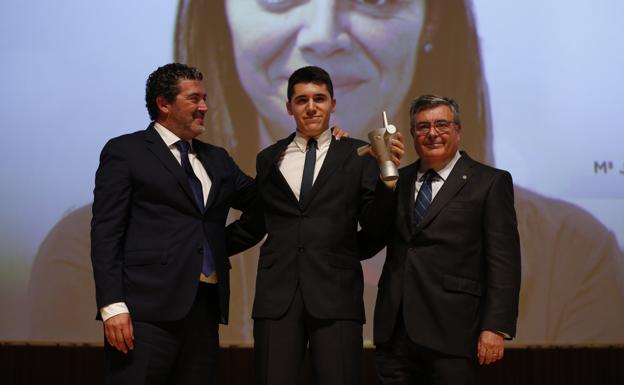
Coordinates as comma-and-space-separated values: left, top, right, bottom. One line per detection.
227, 66, 403, 385
373, 95, 521, 385
90, 63, 257, 385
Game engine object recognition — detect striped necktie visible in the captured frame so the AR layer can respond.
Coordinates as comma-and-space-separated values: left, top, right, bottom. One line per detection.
413, 169, 437, 227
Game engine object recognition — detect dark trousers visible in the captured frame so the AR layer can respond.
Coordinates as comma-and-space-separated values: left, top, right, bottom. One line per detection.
253, 286, 363, 385
105, 283, 220, 385
375, 311, 476, 385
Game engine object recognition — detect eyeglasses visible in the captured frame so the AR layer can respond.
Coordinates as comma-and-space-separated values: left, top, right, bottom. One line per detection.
414, 120, 456, 135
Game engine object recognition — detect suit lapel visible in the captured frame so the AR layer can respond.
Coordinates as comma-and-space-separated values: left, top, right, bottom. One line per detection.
398, 162, 419, 241
416, 153, 475, 230
143, 125, 198, 211
300, 135, 350, 210
194, 139, 221, 211
266, 134, 300, 208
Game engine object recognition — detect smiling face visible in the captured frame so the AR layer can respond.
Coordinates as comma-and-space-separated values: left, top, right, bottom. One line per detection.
157, 79, 208, 140
287, 82, 336, 139
225, 0, 426, 139
412, 104, 461, 170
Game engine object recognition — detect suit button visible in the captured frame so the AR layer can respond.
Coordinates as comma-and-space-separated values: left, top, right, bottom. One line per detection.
197, 247, 203, 254
297, 246, 305, 253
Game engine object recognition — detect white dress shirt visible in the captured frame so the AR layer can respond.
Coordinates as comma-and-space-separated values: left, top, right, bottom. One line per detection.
100, 123, 213, 322
153, 123, 212, 203
414, 151, 462, 201
278, 128, 332, 201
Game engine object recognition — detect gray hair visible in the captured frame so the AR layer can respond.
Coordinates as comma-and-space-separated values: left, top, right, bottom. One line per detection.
409, 94, 461, 129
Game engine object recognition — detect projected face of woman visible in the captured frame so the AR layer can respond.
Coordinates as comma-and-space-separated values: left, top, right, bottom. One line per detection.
225, 0, 426, 140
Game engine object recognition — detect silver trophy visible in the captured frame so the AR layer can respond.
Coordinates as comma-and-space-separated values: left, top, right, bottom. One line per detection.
357, 111, 398, 182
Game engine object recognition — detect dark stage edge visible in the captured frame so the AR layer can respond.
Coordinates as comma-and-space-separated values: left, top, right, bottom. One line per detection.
2, 344, 623, 385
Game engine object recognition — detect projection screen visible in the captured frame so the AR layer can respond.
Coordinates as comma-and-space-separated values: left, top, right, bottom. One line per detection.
1, 0, 622, 346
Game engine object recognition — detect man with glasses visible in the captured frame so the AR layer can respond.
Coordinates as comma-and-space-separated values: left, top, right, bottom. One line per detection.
371, 95, 521, 384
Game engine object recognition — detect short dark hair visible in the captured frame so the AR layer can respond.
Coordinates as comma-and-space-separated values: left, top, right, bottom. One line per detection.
287, 66, 334, 102
145, 63, 203, 121
409, 94, 461, 129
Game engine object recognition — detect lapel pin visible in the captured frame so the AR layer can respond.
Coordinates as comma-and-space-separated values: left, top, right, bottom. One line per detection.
462, 175, 467, 180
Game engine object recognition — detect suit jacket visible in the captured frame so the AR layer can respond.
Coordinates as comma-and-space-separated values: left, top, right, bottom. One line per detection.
374, 152, 521, 358
228, 133, 396, 322
90, 124, 256, 324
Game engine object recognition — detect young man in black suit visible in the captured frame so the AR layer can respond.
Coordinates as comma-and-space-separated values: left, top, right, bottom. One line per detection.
373, 95, 521, 385
91, 63, 257, 385
228, 66, 404, 385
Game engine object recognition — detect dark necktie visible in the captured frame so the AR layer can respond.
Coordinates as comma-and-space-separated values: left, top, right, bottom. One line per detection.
413, 169, 436, 227
299, 138, 317, 204
177, 140, 204, 211
176, 140, 214, 276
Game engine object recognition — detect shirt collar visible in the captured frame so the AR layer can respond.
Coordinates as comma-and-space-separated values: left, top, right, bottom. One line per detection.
154, 122, 192, 149
418, 151, 462, 182
293, 128, 332, 153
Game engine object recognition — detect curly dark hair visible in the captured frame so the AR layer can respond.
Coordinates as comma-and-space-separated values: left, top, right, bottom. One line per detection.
145, 63, 203, 121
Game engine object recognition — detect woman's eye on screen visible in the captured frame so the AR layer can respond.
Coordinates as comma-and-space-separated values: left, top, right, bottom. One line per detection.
257, 0, 304, 13
257, 0, 412, 16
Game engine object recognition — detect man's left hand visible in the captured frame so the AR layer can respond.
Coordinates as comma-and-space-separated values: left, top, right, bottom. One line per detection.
368, 131, 405, 166
331, 126, 349, 140
477, 330, 505, 365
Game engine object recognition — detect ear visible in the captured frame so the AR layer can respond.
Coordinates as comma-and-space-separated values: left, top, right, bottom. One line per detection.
156, 95, 170, 116
286, 101, 293, 116
331, 98, 336, 113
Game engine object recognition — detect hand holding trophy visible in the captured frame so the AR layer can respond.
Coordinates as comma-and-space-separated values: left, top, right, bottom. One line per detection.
357, 112, 403, 186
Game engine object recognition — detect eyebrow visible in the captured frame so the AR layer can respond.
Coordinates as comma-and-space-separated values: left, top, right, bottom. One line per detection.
186, 92, 206, 99
294, 93, 328, 100
417, 119, 451, 125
